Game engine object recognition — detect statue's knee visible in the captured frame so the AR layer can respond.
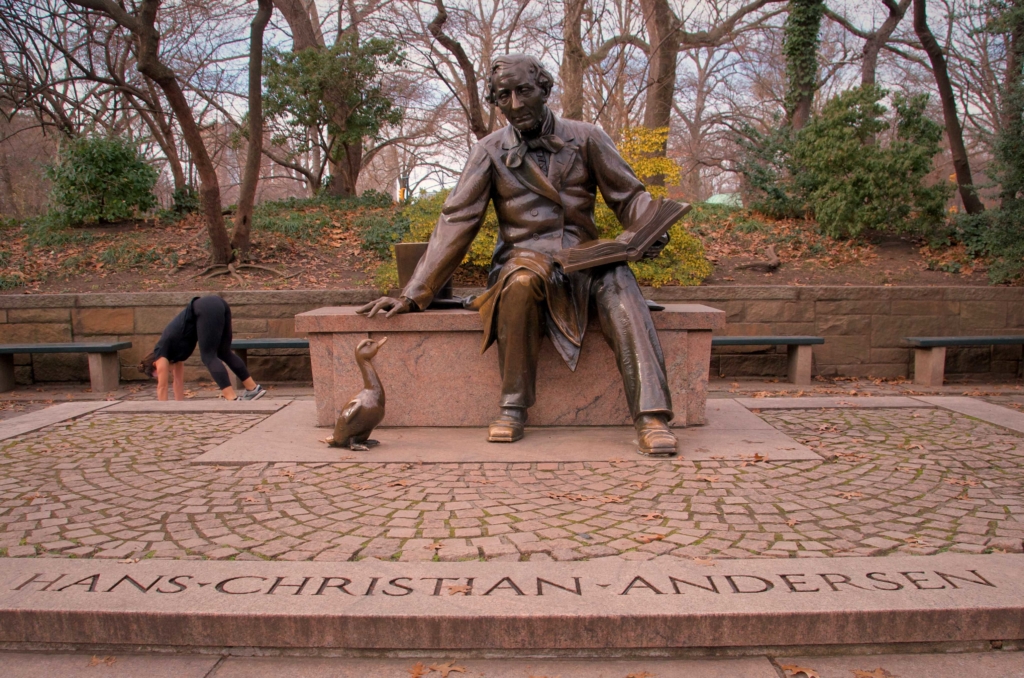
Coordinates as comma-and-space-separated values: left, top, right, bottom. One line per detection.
502, 270, 543, 299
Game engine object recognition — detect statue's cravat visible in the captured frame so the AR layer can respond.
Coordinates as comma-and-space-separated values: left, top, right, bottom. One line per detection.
505, 111, 564, 169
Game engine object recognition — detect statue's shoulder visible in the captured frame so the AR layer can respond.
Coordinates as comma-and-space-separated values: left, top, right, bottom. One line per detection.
552, 117, 609, 146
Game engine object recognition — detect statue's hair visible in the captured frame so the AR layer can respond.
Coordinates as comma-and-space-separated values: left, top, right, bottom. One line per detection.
484, 54, 554, 104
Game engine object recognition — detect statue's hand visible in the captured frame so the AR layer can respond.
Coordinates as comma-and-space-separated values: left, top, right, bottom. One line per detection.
357, 296, 414, 318
642, 232, 670, 260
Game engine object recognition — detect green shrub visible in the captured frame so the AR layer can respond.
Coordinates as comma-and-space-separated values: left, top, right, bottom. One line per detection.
952, 209, 1024, 284
738, 86, 951, 238
171, 185, 200, 215
46, 136, 158, 225
358, 213, 410, 257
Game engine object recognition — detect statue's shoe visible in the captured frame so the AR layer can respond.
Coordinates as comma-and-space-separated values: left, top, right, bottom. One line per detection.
488, 407, 526, 443
635, 415, 678, 457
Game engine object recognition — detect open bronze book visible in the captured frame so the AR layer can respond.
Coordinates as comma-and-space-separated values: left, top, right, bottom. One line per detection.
553, 199, 692, 273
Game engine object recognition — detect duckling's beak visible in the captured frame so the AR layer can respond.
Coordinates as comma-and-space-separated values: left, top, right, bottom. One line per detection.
376, 336, 388, 348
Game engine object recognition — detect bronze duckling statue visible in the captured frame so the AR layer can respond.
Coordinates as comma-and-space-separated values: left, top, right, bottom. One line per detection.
331, 336, 387, 451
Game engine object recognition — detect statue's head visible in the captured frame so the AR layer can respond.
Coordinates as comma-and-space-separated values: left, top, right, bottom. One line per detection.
485, 54, 553, 133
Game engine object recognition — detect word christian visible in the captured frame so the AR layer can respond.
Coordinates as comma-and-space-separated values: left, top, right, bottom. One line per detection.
11, 568, 996, 598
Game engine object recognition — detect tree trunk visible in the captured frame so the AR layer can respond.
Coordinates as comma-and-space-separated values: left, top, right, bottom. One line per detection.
639, 0, 679, 134
326, 141, 362, 197
232, 0, 273, 258
784, 0, 824, 131
1000, 7, 1024, 207
428, 0, 489, 139
861, 0, 910, 87
560, 0, 587, 121
912, 0, 984, 214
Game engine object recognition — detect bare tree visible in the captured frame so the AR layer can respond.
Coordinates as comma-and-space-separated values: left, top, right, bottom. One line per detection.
65, 0, 232, 261
912, 0, 984, 213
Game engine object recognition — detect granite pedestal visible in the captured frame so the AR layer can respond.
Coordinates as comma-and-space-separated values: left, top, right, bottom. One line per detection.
295, 304, 725, 429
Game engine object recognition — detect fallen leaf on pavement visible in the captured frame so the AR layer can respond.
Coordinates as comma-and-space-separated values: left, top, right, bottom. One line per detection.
408, 662, 429, 678
852, 669, 896, 678
780, 665, 819, 678
786, 518, 799, 527
118, 558, 139, 564
695, 475, 720, 482
446, 585, 472, 595
425, 542, 443, 551
352, 484, 373, 490
944, 477, 979, 487
838, 491, 863, 499
388, 479, 412, 487
693, 557, 715, 566
629, 482, 646, 490
429, 660, 467, 677
637, 534, 665, 544
89, 656, 117, 666
641, 512, 664, 521
242, 497, 257, 503
601, 495, 625, 504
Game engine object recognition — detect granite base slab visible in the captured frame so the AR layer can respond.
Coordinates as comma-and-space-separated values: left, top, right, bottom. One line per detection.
212, 656, 780, 677
0, 652, 220, 678
1, 554, 1021, 651
776, 651, 1024, 678
913, 396, 1024, 435
103, 400, 286, 414
734, 396, 933, 410
0, 401, 115, 441
191, 400, 818, 465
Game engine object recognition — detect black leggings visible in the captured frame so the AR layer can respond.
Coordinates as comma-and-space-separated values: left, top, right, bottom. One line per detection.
192, 296, 250, 389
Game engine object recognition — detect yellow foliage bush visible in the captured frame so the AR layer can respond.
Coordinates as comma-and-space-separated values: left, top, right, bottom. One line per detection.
400, 126, 711, 287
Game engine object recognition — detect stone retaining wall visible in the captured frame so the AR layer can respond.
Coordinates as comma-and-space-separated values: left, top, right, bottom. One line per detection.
0, 286, 1021, 385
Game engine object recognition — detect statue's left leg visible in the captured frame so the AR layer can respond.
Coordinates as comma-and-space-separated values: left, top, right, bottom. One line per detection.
591, 264, 677, 457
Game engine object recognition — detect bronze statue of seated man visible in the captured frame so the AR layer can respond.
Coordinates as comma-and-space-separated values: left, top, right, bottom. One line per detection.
359, 53, 677, 457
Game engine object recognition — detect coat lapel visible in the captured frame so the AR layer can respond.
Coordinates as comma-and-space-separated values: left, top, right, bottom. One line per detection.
547, 119, 577, 191
500, 121, 564, 206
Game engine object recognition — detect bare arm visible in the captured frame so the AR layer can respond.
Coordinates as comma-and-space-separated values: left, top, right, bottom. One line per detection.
155, 357, 170, 401
172, 362, 185, 401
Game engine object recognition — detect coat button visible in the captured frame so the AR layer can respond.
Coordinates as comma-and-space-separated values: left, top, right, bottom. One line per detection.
532, 234, 540, 240
531, 209, 539, 216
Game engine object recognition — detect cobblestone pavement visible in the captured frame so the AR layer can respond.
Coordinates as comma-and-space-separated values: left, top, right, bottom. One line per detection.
1, 405, 1022, 563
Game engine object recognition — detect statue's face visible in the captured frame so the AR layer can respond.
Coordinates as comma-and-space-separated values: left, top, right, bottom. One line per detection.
492, 62, 548, 132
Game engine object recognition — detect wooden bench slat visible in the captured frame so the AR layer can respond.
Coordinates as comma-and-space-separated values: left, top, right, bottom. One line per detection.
905, 336, 1024, 347
0, 342, 132, 354
712, 336, 824, 346
231, 339, 310, 350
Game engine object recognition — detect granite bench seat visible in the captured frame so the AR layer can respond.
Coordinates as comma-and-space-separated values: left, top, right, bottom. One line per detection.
906, 336, 1024, 386
295, 305, 725, 428
712, 335, 824, 386
0, 341, 131, 393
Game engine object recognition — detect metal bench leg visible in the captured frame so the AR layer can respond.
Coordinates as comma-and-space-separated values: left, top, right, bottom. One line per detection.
914, 347, 946, 387
0, 354, 14, 392
230, 348, 248, 392
787, 344, 813, 386
87, 352, 120, 393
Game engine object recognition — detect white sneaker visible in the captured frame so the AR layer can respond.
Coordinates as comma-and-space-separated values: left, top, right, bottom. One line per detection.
238, 385, 267, 401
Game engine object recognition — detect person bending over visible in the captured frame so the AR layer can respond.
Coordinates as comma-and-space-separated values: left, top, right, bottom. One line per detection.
139, 295, 266, 401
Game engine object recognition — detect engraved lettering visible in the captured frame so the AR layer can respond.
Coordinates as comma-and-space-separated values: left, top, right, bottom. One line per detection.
483, 577, 526, 596
382, 577, 414, 596
314, 577, 353, 596
57, 575, 100, 593
536, 577, 582, 596
900, 571, 945, 590
422, 577, 461, 596
935, 570, 996, 589
724, 575, 774, 594
620, 576, 664, 595
13, 573, 66, 592
669, 576, 719, 594
364, 577, 380, 596
818, 573, 868, 591
866, 572, 903, 590
105, 575, 164, 594
215, 576, 267, 594
266, 576, 311, 595
157, 576, 191, 594
779, 574, 819, 593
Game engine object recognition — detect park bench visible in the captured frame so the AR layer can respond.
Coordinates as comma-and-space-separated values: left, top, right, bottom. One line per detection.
711, 336, 824, 386
906, 336, 1024, 386
0, 341, 131, 393
229, 338, 309, 390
